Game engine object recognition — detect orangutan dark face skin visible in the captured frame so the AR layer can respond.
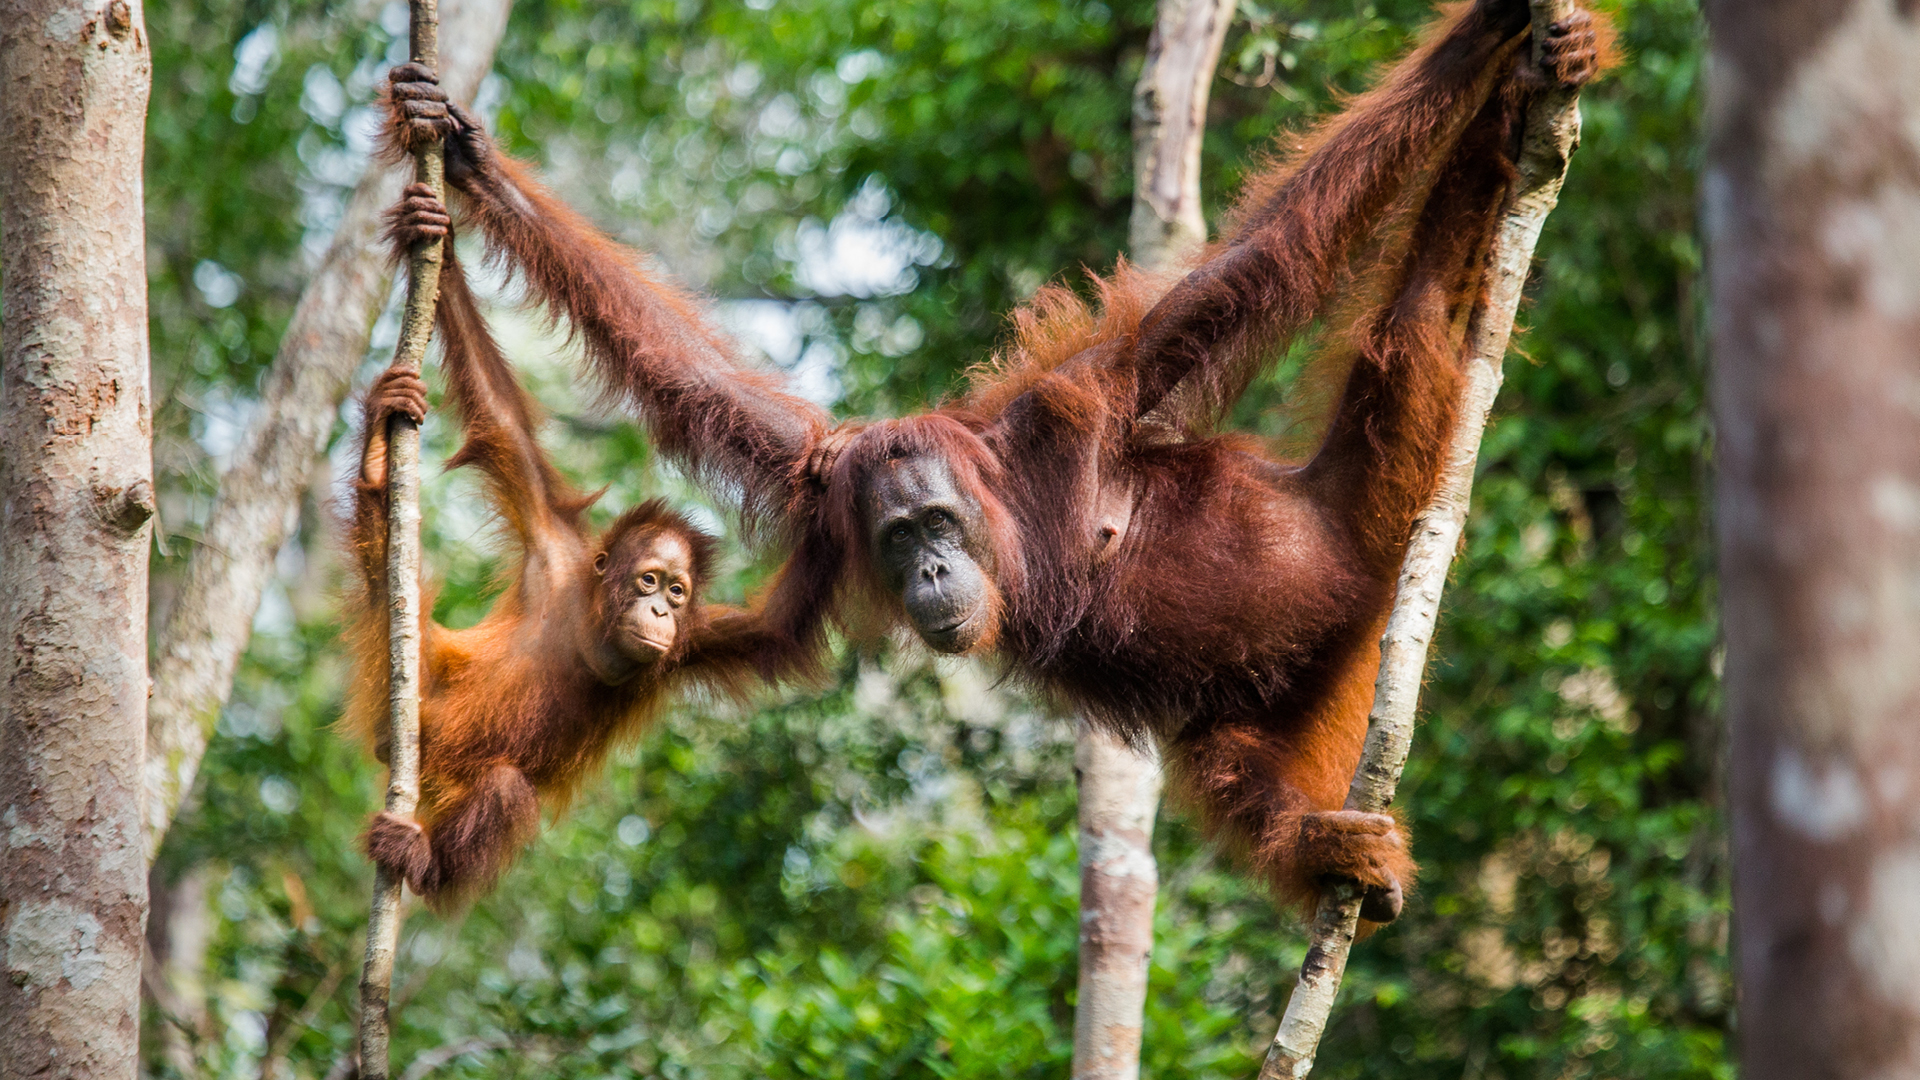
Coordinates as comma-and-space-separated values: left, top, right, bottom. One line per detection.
865, 455, 994, 654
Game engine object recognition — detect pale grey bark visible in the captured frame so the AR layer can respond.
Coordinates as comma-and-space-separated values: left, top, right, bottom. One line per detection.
0, 0, 155, 1074
1072, 721, 1164, 1080
1259, 1, 1584, 1074
141, 0, 511, 863
1070, 4, 1234, 1078
1708, 1, 1920, 1076
1127, 0, 1236, 270
358, 3, 448, 1077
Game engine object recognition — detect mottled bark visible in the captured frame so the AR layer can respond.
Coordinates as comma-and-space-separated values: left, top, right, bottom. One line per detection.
1707, 2, 1920, 1076
1260, 1, 1585, 1074
1073, 721, 1164, 1080
142, 0, 511, 863
1127, 0, 1236, 269
0, 0, 155, 1074
1070, 5, 1234, 1077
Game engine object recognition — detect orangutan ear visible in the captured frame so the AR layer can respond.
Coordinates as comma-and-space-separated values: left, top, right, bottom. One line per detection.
593, 551, 608, 575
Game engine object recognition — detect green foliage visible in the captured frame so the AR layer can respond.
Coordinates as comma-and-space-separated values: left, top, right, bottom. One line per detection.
145, 0, 1722, 1077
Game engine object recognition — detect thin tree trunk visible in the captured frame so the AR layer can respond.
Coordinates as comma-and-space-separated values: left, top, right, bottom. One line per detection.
357, 2, 447, 1076
1127, 0, 1235, 266
0, 0, 155, 1074
1073, 720, 1166, 1080
1708, 1, 1920, 1075
142, 0, 511, 863
144, 867, 213, 1076
1259, 1, 1584, 1074
1071, 4, 1233, 1078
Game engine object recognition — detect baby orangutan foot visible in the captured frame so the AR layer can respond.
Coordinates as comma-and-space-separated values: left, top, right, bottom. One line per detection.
366, 811, 433, 895
1298, 808, 1414, 924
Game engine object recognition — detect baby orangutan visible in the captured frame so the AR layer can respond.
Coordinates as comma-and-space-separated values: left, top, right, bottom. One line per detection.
343, 195, 781, 907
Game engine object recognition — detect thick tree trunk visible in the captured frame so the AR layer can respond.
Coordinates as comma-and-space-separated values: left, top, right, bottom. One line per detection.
1071, 4, 1233, 1078
142, 0, 512, 862
1708, 2, 1920, 1076
0, 0, 155, 1074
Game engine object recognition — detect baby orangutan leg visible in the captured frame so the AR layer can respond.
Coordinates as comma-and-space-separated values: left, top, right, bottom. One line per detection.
1296, 809, 1415, 924
421, 765, 541, 906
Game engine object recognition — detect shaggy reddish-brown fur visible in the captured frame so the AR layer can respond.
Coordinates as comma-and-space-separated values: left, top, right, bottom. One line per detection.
381, 0, 1614, 922
342, 218, 791, 908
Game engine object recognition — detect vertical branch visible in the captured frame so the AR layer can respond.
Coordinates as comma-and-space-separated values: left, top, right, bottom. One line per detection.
142, 0, 511, 864
1128, 0, 1237, 265
1258, 2, 1583, 1076
356, 2, 445, 1077
1073, 720, 1166, 1080
1072, 3, 1234, 1078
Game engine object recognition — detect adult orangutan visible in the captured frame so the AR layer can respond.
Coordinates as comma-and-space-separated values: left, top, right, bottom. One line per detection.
343, 202, 787, 907
381, 0, 1611, 923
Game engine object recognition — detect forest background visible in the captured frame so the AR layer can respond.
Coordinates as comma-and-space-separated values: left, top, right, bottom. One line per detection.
141, 0, 1718, 1076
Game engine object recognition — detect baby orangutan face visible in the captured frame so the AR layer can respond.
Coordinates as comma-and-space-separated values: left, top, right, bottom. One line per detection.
590, 529, 696, 682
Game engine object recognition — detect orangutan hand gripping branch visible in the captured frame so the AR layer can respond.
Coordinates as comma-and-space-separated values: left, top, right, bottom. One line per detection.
381, 0, 1613, 925
342, 198, 790, 908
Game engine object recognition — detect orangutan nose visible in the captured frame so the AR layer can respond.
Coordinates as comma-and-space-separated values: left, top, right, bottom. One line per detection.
920, 561, 948, 591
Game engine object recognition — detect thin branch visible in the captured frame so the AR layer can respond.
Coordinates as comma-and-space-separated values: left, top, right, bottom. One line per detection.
260, 960, 350, 1080
142, 0, 512, 864
398, 1037, 511, 1080
1258, 1, 1585, 1075
357, 1, 447, 1076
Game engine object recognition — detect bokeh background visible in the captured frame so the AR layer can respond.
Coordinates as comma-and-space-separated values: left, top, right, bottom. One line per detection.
142, 0, 1720, 1075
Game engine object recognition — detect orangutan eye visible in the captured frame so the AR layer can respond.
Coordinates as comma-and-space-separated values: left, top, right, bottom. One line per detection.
640, 572, 658, 590
669, 583, 685, 599
889, 524, 912, 543
925, 509, 950, 529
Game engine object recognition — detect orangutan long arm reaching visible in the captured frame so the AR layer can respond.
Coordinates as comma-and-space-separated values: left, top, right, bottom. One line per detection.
1126, 0, 1604, 424
382, 75, 830, 533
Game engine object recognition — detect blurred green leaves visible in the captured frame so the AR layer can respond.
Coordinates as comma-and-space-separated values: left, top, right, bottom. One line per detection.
146, 0, 1722, 1077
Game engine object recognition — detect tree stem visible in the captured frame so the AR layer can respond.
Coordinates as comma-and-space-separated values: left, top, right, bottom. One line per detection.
357, 3, 445, 1076
142, 0, 511, 866
1258, 2, 1583, 1074
1072, 3, 1235, 1076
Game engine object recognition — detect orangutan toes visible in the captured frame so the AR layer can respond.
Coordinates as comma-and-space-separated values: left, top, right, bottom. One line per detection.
1360, 877, 1404, 923
368, 368, 428, 428
1298, 809, 1414, 922
1535, 7, 1603, 89
365, 811, 433, 893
